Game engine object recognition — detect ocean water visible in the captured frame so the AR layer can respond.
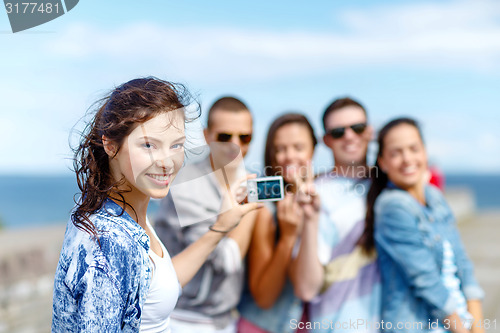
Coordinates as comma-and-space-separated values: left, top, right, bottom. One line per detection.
0, 173, 499, 229
446, 174, 500, 210
0, 175, 78, 229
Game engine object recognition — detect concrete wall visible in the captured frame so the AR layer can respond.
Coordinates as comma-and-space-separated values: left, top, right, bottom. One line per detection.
0, 188, 489, 332
444, 186, 477, 223
0, 225, 65, 333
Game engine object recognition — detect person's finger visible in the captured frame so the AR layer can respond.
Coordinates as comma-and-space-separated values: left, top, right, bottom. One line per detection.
294, 174, 304, 188
305, 205, 318, 220
236, 173, 257, 186
305, 160, 315, 184
282, 192, 290, 203
294, 186, 306, 203
313, 194, 321, 210
285, 193, 296, 212
234, 188, 247, 203
282, 195, 290, 216
240, 202, 263, 215
298, 196, 312, 205
220, 187, 238, 211
229, 173, 257, 194
303, 182, 318, 197
296, 181, 313, 204
277, 198, 285, 217
292, 200, 301, 215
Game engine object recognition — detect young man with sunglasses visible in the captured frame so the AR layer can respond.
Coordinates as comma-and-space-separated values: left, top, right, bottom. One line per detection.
291, 97, 381, 332
154, 97, 257, 333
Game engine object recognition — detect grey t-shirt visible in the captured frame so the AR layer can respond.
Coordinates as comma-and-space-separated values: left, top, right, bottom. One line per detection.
154, 157, 243, 329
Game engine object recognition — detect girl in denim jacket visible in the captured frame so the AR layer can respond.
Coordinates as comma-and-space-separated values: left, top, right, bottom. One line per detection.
360, 117, 484, 333
51, 77, 261, 332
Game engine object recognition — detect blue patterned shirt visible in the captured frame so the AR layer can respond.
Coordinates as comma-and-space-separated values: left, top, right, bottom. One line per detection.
52, 199, 153, 332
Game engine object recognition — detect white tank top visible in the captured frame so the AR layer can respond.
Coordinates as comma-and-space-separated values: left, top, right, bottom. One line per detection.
140, 224, 181, 333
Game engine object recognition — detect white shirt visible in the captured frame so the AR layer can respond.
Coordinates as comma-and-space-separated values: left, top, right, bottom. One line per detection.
315, 174, 369, 264
140, 222, 182, 333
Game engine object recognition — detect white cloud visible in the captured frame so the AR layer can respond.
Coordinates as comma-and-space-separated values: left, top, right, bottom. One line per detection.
341, 0, 499, 33
44, 0, 500, 83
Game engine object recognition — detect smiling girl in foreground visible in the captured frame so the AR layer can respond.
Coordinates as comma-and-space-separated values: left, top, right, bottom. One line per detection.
51, 77, 260, 332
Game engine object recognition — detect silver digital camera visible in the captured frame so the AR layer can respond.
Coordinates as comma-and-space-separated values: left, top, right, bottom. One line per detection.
247, 176, 285, 202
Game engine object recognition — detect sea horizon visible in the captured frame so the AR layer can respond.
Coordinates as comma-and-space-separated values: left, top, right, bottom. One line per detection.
1, 172, 499, 230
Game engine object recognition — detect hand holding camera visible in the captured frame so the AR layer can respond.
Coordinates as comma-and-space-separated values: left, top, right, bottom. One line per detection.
211, 174, 262, 233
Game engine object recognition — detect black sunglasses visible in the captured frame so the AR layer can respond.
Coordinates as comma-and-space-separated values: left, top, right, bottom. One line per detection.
327, 123, 367, 139
216, 133, 252, 144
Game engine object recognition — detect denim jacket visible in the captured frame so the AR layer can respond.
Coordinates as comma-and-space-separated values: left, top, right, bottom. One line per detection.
52, 199, 153, 332
374, 184, 483, 332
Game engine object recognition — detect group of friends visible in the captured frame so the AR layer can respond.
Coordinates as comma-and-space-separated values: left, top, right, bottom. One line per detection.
51, 77, 484, 333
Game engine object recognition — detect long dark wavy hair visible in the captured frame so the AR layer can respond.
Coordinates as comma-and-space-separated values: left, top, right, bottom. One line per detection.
359, 117, 423, 253
264, 113, 317, 181
72, 77, 198, 239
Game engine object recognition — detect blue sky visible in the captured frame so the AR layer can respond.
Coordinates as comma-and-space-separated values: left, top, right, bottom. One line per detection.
1, 0, 499, 174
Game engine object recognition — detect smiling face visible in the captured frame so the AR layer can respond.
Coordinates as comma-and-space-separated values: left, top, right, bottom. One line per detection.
106, 110, 186, 203
378, 123, 428, 194
273, 123, 315, 183
323, 106, 372, 169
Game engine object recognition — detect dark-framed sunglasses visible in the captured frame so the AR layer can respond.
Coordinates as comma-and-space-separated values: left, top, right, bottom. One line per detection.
327, 123, 367, 139
216, 132, 252, 144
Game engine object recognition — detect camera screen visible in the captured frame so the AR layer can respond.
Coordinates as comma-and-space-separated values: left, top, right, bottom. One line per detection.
256, 179, 282, 200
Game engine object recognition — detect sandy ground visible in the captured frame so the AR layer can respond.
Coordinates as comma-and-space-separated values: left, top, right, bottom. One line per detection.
458, 210, 500, 330
0, 209, 498, 332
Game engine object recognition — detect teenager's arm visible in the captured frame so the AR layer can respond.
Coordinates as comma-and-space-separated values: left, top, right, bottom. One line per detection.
468, 299, 484, 333
289, 186, 323, 301
289, 215, 323, 301
248, 202, 300, 309
172, 202, 260, 287
444, 312, 470, 333
227, 209, 258, 259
